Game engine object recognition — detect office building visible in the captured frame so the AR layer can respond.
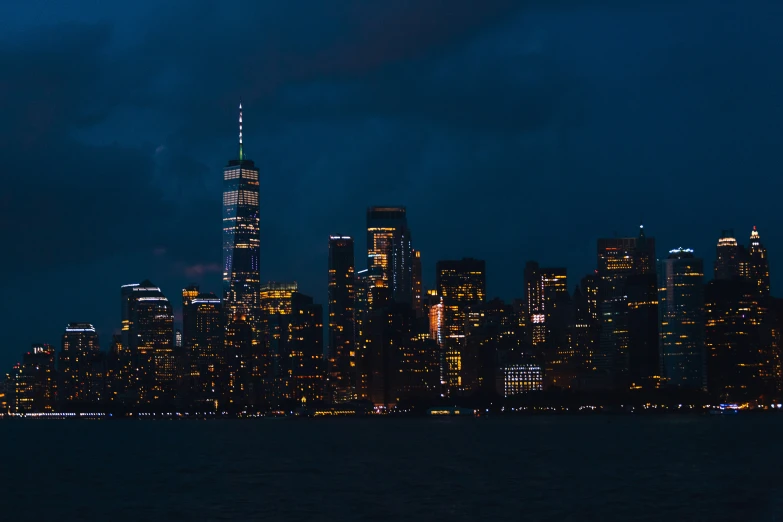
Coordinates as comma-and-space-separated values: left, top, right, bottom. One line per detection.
596, 225, 656, 388
658, 248, 705, 389
501, 364, 543, 396
705, 278, 766, 399
13, 344, 56, 413
121, 281, 175, 404
288, 292, 325, 404
524, 262, 572, 387
106, 334, 133, 404
184, 292, 224, 409
436, 258, 486, 394
354, 267, 385, 400
223, 102, 261, 322
748, 226, 770, 298
58, 323, 102, 406
327, 236, 356, 403
412, 250, 424, 317
714, 229, 748, 281
366, 206, 412, 304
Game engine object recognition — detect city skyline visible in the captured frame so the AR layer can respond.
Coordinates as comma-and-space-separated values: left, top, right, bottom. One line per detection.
3, 1, 783, 371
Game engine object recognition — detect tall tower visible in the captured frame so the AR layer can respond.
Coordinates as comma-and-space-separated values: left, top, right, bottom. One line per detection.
596, 224, 656, 388
121, 281, 175, 404
714, 229, 748, 281
328, 236, 356, 403
185, 292, 224, 409
658, 248, 705, 389
366, 206, 412, 305
748, 226, 770, 298
412, 250, 424, 317
58, 323, 102, 406
223, 101, 261, 322
436, 258, 486, 394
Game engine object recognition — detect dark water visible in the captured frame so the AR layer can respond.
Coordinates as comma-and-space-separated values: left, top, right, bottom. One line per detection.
1, 415, 782, 521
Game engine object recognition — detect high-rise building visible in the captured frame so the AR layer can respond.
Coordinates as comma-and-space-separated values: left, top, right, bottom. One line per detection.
223, 102, 261, 322
714, 229, 748, 281
571, 283, 598, 377
327, 236, 356, 403
626, 271, 659, 388
412, 250, 424, 317
259, 282, 299, 403
523, 262, 572, 387
224, 317, 257, 409
260, 282, 298, 315
121, 281, 175, 404
58, 323, 102, 406
436, 258, 486, 394
288, 292, 325, 405
705, 278, 766, 400
364, 299, 433, 408
596, 225, 656, 388
182, 285, 199, 345
465, 299, 521, 397
748, 226, 770, 298
13, 344, 56, 413
106, 334, 133, 405
354, 267, 385, 400
184, 292, 224, 410
766, 298, 783, 395
658, 248, 705, 389
580, 273, 600, 322
366, 206, 412, 304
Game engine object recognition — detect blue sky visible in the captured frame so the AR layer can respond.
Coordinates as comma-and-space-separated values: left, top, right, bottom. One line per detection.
1, 0, 782, 368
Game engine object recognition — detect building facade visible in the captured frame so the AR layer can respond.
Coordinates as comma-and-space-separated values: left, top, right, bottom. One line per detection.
596, 225, 656, 388
223, 102, 261, 322
327, 236, 356, 403
58, 323, 102, 407
366, 206, 412, 305
121, 281, 175, 404
436, 258, 486, 394
658, 248, 705, 389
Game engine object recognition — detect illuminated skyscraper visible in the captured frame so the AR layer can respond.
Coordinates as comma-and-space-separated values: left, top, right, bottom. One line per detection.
288, 292, 325, 404
223, 102, 261, 322
184, 292, 224, 409
580, 274, 600, 322
465, 299, 521, 396
714, 229, 748, 281
571, 283, 598, 375
354, 267, 385, 400
259, 282, 299, 402
121, 281, 175, 404
524, 263, 568, 344
366, 206, 412, 304
596, 225, 656, 388
224, 318, 257, 409
748, 226, 770, 298
436, 258, 486, 394
412, 250, 424, 317
58, 323, 101, 406
658, 248, 705, 389
14, 344, 56, 412
106, 334, 133, 404
327, 236, 356, 403
524, 262, 572, 387
705, 278, 766, 400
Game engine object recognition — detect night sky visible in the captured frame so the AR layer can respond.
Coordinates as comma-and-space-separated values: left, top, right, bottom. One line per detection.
2, 1, 783, 369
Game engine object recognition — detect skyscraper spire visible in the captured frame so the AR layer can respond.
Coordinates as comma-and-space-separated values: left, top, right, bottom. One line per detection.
238, 99, 244, 161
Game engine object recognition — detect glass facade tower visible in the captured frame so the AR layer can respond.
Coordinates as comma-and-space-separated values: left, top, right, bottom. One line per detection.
223, 102, 261, 322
